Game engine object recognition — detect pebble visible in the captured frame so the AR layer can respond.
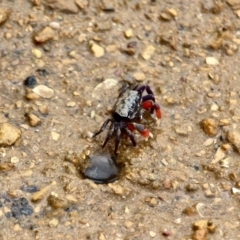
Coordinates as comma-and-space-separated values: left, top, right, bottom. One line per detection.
51, 132, 60, 141
149, 231, 157, 238
206, 56, 219, 65
49, 21, 60, 30
10, 156, 19, 163
20, 185, 38, 193
11, 198, 33, 218
49, 218, 59, 227
141, 45, 155, 60
25, 92, 41, 100
0, 122, 21, 146
32, 48, 42, 59
24, 76, 37, 88
89, 41, 105, 58
66, 101, 76, 107
31, 181, 56, 202
28, 114, 41, 126
34, 26, 55, 43
42, 0, 79, 13
0, 162, 14, 172
92, 78, 118, 99
0, 8, 10, 25
211, 147, 226, 164
124, 29, 133, 38
83, 153, 119, 184
32, 85, 55, 98
148, 197, 158, 207
200, 118, 218, 136
47, 192, 68, 209
133, 72, 146, 81
38, 105, 48, 115
227, 130, 240, 153
124, 221, 133, 228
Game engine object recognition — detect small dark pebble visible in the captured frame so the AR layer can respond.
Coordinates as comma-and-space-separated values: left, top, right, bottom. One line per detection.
102, 7, 115, 12
5, 212, 11, 218
83, 153, 118, 184
193, 165, 200, 171
11, 197, 33, 218
20, 185, 39, 193
0, 202, 2, 208
24, 76, 37, 88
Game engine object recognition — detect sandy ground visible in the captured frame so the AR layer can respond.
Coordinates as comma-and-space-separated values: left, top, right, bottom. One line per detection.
1, 0, 240, 239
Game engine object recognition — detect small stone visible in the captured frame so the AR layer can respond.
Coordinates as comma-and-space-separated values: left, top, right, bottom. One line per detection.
203, 138, 214, 146
24, 76, 37, 88
10, 157, 19, 163
167, 8, 178, 17
49, 218, 59, 227
201, 118, 218, 136
32, 48, 42, 59
51, 132, 60, 141
133, 72, 146, 82
108, 183, 124, 195
0, 123, 21, 146
13, 224, 22, 232
34, 26, 55, 43
232, 187, 240, 195
206, 57, 219, 65
31, 182, 56, 202
0, 8, 10, 25
124, 221, 133, 228
49, 21, 60, 30
48, 193, 68, 209
66, 101, 76, 107
25, 92, 41, 100
38, 105, 48, 115
0, 162, 14, 172
227, 131, 240, 153
185, 183, 199, 191
89, 41, 105, 58
149, 197, 158, 207
32, 85, 54, 98
124, 29, 133, 38
192, 229, 207, 240
149, 231, 156, 238
141, 45, 155, 60
11, 198, 33, 219
28, 114, 41, 127
211, 147, 226, 164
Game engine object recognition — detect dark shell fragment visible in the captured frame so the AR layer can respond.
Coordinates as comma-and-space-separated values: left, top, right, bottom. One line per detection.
83, 154, 118, 184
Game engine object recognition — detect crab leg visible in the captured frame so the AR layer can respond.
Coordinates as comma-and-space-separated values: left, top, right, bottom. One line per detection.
127, 123, 152, 138
92, 118, 112, 137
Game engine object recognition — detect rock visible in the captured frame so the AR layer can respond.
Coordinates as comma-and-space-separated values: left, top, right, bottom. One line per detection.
141, 45, 155, 60
149, 231, 157, 238
31, 48, 42, 59
211, 147, 226, 164
0, 8, 10, 25
192, 229, 207, 240
24, 76, 37, 88
25, 92, 41, 100
206, 57, 219, 65
192, 219, 216, 233
11, 198, 33, 219
42, 0, 79, 13
133, 72, 146, 82
51, 132, 60, 141
200, 118, 218, 136
47, 193, 68, 209
66, 101, 76, 107
28, 114, 41, 126
124, 221, 133, 228
38, 105, 48, 115
31, 182, 56, 202
89, 41, 105, 58
34, 26, 55, 43
49, 218, 59, 227
0, 162, 14, 172
227, 131, 240, 153
92, 78, 118, 99
124, 29, 133, 38
0, 123, 21, 146
49, 21, 60, 30
32, 85, 54, 98
20, 185, 38, 193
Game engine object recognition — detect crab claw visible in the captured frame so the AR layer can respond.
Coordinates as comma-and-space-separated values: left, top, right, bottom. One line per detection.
142, 101, 162, 119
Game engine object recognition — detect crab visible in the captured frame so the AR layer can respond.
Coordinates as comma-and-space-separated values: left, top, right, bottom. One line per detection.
92, 84, 161, 155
